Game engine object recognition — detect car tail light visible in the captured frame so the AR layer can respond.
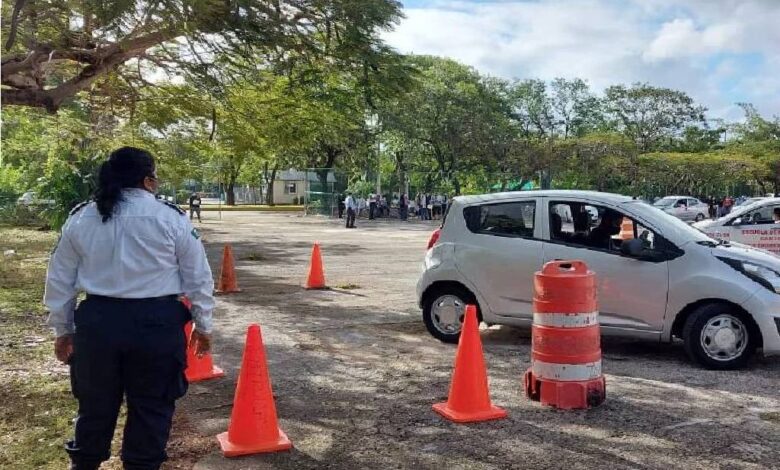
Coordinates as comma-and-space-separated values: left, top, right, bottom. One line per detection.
427, 228, 441, 250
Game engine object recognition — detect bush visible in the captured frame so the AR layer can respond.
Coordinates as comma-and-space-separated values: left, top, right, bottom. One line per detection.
37, 151, 102, 230
0, 204, 46, 227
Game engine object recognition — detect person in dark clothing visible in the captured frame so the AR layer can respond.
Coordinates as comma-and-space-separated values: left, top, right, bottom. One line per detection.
588, 210, 623, 249
188, 192, 202, 222
399, 194, 408, 221
337, 194, 345, 219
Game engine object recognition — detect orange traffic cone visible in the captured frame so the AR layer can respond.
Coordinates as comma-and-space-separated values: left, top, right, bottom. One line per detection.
217, 245, 241, 293
304, 242, 326, 289
433, 305, 507, 423
184, 321, 225, 382
619, 218, 634, 240
217, 324, 292, 457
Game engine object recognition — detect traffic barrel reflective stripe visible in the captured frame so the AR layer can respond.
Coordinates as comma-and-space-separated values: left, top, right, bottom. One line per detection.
531, 360, 602, 382
523, 260, 606, 410
532, 311, 599, 328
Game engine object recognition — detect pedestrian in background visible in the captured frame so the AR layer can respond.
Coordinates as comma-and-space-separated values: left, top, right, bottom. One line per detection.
337, 193, 345, 219
399, 193, 408, 221
345, 192, 357, 228
188, 192, 202, 222
45, 147, 214, 470
368, 193, 377, 220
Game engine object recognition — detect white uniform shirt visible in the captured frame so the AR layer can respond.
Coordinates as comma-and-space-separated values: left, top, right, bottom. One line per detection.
345, 195, 357, 210
44, 189, 215, 337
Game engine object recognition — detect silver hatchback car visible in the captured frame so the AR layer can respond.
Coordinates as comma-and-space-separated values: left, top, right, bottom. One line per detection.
417, 190, 780, 369
653, 196, 709, 222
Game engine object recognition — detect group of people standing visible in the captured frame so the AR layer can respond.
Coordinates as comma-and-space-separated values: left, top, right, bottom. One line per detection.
706, 196, 735, 219
338, 191, 449, 228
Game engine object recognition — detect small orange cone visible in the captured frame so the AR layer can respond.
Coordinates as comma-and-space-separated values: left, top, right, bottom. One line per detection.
184, 321, 225, 383
304, 242, 326, 289
217, 245, 241, 293
433, 305, 507, 423
619, 218, 634, 240
217, 324, 292, 457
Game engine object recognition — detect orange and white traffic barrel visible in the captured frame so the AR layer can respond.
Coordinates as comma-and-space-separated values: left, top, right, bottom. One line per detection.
523, 260, 606, 409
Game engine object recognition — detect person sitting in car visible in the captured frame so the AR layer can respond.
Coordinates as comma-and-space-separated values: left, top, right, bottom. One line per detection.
588, 209, 623, 249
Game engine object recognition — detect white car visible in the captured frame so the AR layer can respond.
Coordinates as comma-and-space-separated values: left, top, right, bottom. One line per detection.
417, 190, 780, 369
653, 196, 709, 222
17, 191, 55, 206
694, 198, 780, 255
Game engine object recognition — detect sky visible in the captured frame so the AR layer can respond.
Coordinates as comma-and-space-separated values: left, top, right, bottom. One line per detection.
383, 0, 780, 121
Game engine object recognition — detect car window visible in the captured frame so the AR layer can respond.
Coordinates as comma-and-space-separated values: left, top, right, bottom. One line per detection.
736, 203, 780, 225
549, 201, 624, 251
463, 201, 535, 238
688, 199, 699, 206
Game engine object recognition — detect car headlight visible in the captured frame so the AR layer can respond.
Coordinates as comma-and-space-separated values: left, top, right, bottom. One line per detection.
718, 257, 780, 294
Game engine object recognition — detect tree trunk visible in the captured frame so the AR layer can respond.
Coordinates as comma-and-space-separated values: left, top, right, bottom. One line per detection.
226, 177, 237, 206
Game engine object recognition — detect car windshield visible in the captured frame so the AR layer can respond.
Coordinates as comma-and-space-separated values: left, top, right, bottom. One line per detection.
653, 197, 676, 207
624, 201, 715, 244
719, 199, 778, 222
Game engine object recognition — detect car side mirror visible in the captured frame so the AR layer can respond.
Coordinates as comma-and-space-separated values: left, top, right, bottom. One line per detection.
620, 238, 644, 257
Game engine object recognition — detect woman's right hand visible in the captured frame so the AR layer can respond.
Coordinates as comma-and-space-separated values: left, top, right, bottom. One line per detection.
189, 329, 212, 357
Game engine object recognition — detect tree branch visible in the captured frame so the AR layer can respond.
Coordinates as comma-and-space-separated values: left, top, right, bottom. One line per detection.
4, 0, 28, 51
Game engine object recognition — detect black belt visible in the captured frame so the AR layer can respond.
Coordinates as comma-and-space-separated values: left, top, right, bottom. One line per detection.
86, 294, 179, 302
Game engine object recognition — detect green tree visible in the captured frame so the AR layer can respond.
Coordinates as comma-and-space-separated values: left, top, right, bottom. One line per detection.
603, 83, 706, 152
1, 0, 403, 112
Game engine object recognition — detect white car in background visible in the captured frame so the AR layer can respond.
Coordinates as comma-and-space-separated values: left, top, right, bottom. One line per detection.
694, 198, 780, 255
17, 191, 55, 206
653, 196, 709, 222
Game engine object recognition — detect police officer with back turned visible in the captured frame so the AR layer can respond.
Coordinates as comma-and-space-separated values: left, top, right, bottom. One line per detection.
44, 147, 215, 470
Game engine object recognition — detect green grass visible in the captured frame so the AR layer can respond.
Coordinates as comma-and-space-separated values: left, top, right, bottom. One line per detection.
0, 226, 76, 469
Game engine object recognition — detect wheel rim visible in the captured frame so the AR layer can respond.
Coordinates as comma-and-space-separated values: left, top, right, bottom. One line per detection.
696, 214, 704, 221
431, 295, 465, 335
700, 314, 748, 362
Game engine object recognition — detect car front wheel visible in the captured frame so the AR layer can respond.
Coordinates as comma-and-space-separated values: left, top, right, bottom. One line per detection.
682, 303, 757, 369
695, 213, 705, 222
422, 285, 476, 343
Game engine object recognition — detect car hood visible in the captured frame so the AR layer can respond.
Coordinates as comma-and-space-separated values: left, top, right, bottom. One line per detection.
712, 241, 780, 268
693, 219, 718, 230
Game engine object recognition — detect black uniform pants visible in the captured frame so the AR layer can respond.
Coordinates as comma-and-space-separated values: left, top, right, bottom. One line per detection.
346, 208, 356, 228
67, 296, 189, 470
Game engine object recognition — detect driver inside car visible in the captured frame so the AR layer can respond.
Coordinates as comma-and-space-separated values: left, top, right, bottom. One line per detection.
588, 209, 623, 249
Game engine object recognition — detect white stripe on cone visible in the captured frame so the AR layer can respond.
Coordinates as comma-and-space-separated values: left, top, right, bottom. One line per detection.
531, 360, 602, 381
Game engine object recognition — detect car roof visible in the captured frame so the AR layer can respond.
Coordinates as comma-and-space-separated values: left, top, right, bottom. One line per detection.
453, 190, 634, 206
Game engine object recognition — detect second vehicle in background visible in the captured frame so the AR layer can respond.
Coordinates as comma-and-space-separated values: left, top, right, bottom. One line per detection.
653, 196, 709, 222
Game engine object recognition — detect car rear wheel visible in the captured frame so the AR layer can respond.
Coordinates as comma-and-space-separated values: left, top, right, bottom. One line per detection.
682, 303, 757, 370
423, 285, 477, 343
695, 213, 705, 222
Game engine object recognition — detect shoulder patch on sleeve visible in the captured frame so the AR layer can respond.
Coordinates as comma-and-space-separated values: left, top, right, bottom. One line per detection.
69, 200, 91, 216
159, 199, 186, 215
191, 228, 201, 239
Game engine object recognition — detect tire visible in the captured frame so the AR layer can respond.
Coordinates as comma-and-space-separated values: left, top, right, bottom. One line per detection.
695, 213, 705, 222
682, 303, 757, 370
422, 285, 478, 343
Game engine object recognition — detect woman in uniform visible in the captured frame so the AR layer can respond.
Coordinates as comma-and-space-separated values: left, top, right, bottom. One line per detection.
45, 147, 215, 470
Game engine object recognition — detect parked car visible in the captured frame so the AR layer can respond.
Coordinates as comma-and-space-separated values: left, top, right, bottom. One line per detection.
693, 198, 780, 255
652, 196, 709, 222
417, 190, 780, 369
17, 191, 55, 206
736, 197, 768, 207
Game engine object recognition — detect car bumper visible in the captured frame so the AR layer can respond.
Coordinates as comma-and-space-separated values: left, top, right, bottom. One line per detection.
743, 290, 780, 356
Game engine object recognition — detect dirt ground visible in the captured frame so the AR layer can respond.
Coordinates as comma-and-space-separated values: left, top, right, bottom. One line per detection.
176, 212, 779, 470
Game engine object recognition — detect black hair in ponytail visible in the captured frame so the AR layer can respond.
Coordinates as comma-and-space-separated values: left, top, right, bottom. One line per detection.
94, 147, 155, 222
